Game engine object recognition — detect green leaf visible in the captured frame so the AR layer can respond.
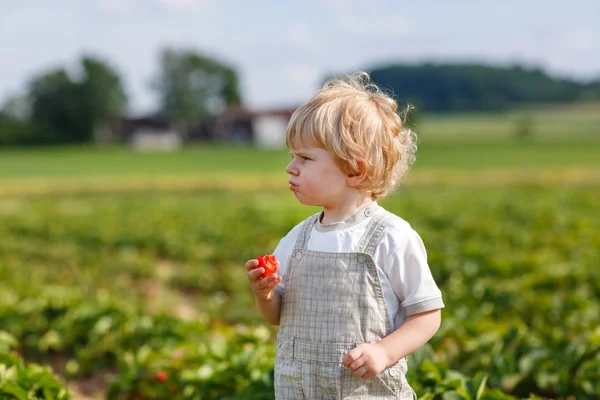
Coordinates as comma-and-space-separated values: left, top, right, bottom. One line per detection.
464, 373, 488, 400
442, 391, 469, 400
0, 381, 29, 400
0, 331, 18, 352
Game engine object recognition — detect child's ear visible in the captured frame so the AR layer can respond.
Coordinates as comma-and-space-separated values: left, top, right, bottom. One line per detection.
347, 160, 367, 187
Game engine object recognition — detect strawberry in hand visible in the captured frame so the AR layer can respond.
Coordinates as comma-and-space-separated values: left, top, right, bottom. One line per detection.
255, 254, 278, 279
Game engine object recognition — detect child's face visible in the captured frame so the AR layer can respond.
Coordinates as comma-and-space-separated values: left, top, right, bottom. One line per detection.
286, 145, 350, 208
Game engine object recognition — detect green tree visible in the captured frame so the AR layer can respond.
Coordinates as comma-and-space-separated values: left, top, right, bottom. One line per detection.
26, 55, 127, 145
0, 93, 30, 121
29, 68, 92, 143
0, 93, 45, 147
80, 56, 128, 142
152, 48, 242, 138
348, 63, 595, 112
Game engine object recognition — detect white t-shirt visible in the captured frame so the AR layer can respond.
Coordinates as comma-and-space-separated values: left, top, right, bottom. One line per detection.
273, 202, 444, 330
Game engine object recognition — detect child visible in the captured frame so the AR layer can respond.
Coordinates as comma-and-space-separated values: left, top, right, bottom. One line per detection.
246, 72, 444, 399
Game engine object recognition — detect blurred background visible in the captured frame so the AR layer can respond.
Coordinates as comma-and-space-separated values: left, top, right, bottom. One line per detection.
0, 1, 599, 399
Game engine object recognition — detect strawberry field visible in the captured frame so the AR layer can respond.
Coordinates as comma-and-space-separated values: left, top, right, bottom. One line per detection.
1, 113, 600, 399
1, 180, 599, 399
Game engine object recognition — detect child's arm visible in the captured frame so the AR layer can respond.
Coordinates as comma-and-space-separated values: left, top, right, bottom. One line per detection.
246, 259, 283, 325
342, 309, 441, 379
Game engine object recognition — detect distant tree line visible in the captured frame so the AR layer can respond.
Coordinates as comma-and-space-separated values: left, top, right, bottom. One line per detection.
1, 56, 599, 147
0, 48, 241, 147
365, 64, 600, 112
0, 56, 127, 146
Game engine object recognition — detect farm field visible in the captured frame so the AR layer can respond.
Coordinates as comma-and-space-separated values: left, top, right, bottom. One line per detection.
0, 105, 599, 399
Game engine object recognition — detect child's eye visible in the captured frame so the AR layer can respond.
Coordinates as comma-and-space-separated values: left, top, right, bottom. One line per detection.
290, 153, 311, 161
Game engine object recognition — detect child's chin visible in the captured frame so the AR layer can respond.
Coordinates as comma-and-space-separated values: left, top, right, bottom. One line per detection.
296, 197, 320, 207
293, 193, 313, 205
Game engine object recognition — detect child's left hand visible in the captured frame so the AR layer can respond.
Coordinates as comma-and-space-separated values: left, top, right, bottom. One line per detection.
341, 343, 390, 379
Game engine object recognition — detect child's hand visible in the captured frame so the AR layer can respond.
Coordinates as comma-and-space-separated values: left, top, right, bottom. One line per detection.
341, 343, 390, 379
246, 259, 282, 301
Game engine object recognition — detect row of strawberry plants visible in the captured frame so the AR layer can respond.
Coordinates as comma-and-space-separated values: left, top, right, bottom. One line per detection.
1, 186, 599, 397
0, 283, 545, 399
0, 332, 70, 399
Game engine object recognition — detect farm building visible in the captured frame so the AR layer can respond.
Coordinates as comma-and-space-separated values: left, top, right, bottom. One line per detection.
113, 107, 295, 150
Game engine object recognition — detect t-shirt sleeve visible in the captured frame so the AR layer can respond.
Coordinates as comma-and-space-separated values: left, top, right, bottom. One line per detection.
385, 226, 444, 317
272, 222, 303, 296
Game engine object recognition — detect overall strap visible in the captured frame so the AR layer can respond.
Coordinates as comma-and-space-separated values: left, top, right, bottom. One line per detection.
355, 210, 395, 255
293, 213, 320, 250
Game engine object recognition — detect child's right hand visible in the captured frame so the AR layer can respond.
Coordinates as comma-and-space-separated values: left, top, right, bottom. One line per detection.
246, 259, 282, 301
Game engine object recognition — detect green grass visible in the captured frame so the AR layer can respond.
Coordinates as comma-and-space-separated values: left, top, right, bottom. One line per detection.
0, 139, 599, 181
416, 140, 600, 168
0, 103, 598, 181
417, 102, 600, 140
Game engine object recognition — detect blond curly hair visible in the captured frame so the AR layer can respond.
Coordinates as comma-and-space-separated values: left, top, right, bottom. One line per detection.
286, 71, 417, 199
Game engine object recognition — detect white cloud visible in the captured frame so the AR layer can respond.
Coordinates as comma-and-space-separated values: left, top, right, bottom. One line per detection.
314, 0, 370, 10
558, 30, 595, 51
284, 64, 322, 86
345, 14, 412, 37
285, 24, 318, 52
158, 0, 209, 10
96, 0, 141, 15
310, 0, 412, 37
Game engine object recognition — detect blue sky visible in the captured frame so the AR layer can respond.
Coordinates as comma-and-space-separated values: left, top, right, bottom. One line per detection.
1, 0, 598, 115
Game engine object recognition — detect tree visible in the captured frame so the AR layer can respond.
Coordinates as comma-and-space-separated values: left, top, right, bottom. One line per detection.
347, 63, 596, 112
152, 48, 242, 138
1, 93, 30, 121
26, 55, 127, 145
0, 93, 41, 146
80, 56, 128, 143
29, 68, 93, 143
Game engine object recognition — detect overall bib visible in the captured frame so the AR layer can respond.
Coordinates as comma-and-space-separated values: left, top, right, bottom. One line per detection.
274, 205, 417, 399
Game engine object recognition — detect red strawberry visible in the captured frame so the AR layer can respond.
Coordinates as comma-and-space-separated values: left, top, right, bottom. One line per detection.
155, 371, 168, 382
255, 254, 278, 279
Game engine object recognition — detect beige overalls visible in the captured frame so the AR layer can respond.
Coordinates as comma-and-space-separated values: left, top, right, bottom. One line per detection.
275, 205, 417, 399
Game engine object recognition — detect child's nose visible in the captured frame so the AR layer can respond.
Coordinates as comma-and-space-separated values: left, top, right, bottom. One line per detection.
285, 160, 298, 175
